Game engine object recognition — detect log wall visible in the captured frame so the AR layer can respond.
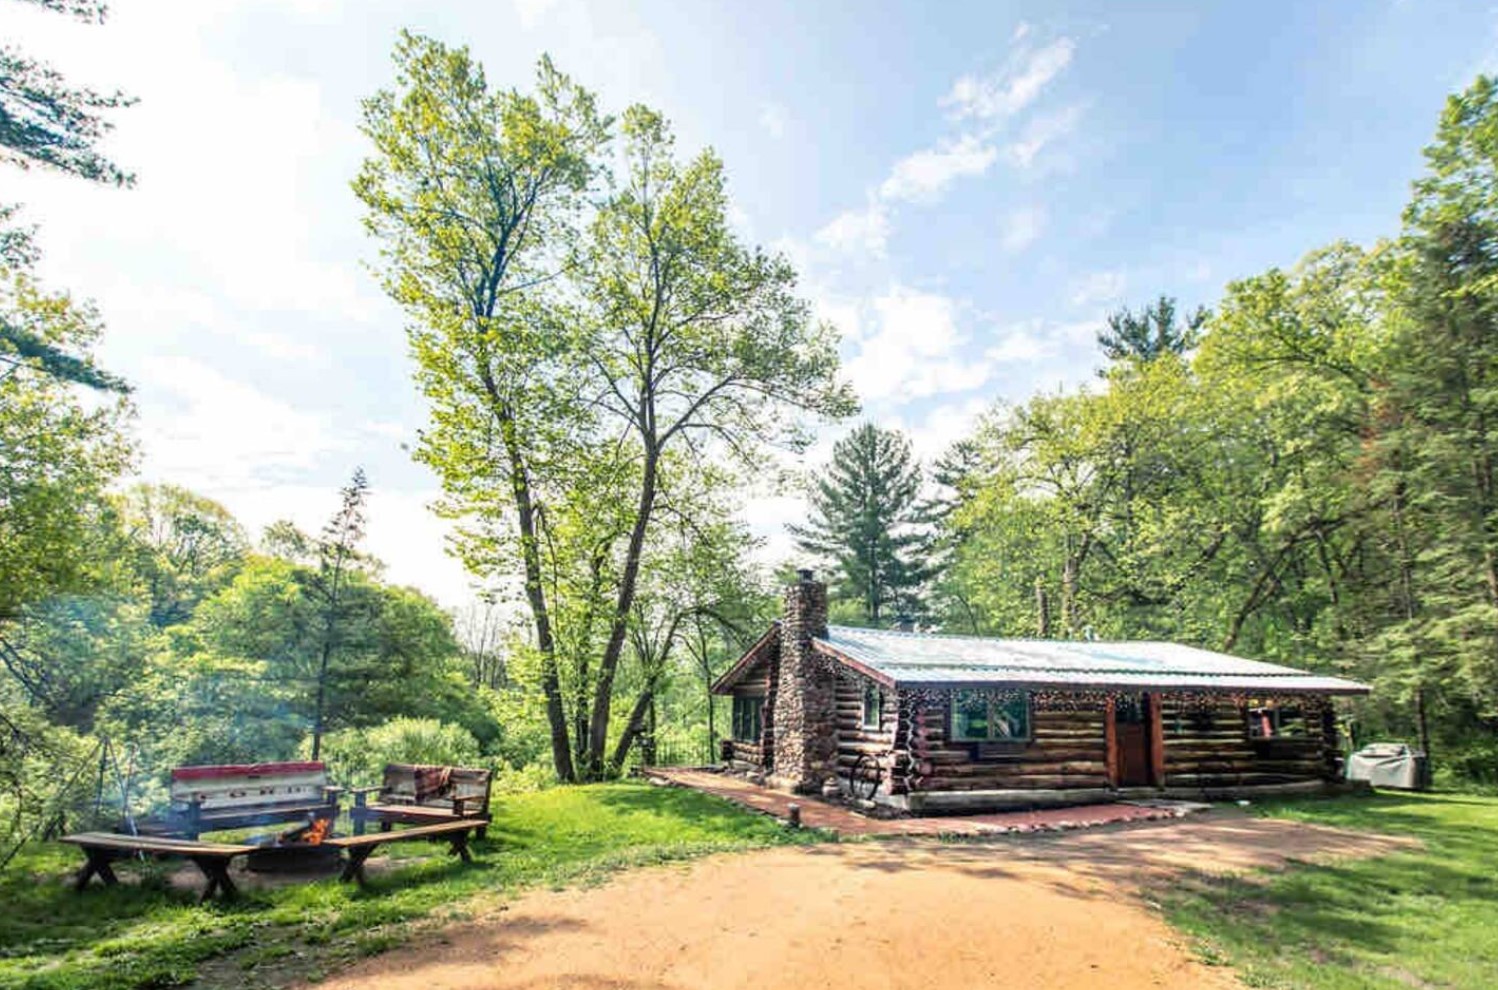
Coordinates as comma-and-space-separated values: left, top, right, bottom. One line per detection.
724, 647, 775, 771
900, 694, 1111, 792
833, 671, 897, 792
1160, 695, 1331, 788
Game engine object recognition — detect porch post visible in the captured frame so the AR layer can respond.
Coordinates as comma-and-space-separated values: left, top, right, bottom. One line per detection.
1104, 696, 1120, 788
1148, 693, 1166, 787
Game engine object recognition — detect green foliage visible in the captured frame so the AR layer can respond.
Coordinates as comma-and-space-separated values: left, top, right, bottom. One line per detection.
927, 77, 1498, 777
186, 556, 465, 751
0, 259, 134, 622
1163, 792, 1498, 989
311, 717, 482, 788
792, 423, 931, 624
1096, 294, 1206, 365
0, 783, 826, 990
0, 0, 134, 185
115, 484, 247, 629
357, 40, 852, 781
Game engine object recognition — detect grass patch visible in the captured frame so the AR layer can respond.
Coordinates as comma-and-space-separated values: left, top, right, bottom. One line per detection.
0, 782, 827, 989
1161, 791, 1498, 989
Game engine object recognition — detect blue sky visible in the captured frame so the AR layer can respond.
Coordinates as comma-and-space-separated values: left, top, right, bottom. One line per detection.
7, 0, 1494, 608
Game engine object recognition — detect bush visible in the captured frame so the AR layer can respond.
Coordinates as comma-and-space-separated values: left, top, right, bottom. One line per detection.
309, 717, 484, 787
1440, 738, 1498, 785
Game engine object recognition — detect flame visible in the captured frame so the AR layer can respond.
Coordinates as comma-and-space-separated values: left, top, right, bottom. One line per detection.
305, 817, 331, 845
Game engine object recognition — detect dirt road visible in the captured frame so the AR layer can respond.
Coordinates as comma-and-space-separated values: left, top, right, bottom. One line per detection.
312, 815, 1411, 990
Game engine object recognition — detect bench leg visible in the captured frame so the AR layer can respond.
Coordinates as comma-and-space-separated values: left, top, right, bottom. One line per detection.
191, 857, 238, 903
448, 832, 473, 863
74, 849, 119, 891
379, 819, 393, 833
340, 845, 375, 886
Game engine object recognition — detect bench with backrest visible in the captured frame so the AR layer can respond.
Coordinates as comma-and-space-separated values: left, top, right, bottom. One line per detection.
154, 761, 342, 839
350, 763, 492, 836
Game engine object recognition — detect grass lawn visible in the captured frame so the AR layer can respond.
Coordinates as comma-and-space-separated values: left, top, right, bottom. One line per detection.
1162, 791, 1498, 989
0, 783, 826, 990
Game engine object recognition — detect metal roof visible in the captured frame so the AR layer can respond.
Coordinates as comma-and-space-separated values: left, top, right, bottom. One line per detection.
817, 625, 1369, 695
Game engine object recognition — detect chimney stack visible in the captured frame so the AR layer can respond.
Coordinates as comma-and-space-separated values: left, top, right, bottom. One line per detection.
771, 569, 836, 793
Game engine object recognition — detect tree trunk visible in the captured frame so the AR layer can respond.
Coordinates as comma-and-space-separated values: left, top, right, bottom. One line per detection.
1035, 578, 1050, 638
585, 448, 659, 778
498, 411, 576, 783
609, 687, 655, 774
311, 639, 332, 760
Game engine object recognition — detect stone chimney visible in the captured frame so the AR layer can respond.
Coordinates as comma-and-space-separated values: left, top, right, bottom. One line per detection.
771, 569, 837, 793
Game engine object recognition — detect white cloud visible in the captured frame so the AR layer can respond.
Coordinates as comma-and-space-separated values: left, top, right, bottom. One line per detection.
128, 360, 477, 608
813, 28, 1079, 257
758, 102, 787, 139
811, 292, 864, 344
843, 285, 991, 402
999, 205, 1046, 252
986, 326, 1048, 363
941, 38, 1076, 121
1003, 103, 1085, 169
901, 397, 992, 463
878, 134, 998, 203
984, 317, 1107, 368
135, 356, 340, 491
814, 201, 890, 257
1069, 270, 1126, 307
513, 0, 559, 29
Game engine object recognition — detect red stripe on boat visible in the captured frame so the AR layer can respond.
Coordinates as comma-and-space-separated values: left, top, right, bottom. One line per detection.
171, 761, 325, 781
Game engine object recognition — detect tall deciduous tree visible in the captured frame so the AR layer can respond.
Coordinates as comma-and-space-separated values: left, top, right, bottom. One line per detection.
570, 106, 854, 776
791, 423, 929, 625
355, 35, 609, 781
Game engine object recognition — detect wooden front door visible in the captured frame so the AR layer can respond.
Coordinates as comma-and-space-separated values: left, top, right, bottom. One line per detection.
1114, 694, 1153, 787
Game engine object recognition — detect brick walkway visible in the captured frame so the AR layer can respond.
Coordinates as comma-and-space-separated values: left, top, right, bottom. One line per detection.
644, 767, 1201, 837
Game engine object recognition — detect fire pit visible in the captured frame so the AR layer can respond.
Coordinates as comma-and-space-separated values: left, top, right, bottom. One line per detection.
245, 816, 342, 874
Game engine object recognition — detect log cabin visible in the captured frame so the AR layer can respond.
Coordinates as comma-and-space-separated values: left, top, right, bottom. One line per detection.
712, 571, 1369, 812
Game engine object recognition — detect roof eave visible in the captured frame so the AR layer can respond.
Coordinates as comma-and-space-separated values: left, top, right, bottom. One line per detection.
885, 676, 1370, 695
811, 640, 899, 689
710, 623, 779, 695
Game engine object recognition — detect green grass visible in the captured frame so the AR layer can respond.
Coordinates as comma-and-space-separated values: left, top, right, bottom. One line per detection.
1161, 791, 1498, 989
0, 783, 827, 990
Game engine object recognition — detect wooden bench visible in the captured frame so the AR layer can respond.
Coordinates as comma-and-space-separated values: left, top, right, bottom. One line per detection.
151, 761, 342, 839
350, 763, 492, 837
60, 832, 255, 902
322, 819, 485, 887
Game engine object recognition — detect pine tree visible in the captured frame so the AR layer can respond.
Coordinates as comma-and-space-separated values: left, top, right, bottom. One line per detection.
790, 424, 932, 624
1097, 295, 1206, 364
308, 469, 369, 760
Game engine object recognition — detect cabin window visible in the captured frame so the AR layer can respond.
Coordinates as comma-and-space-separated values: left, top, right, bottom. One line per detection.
1247, 702, 1307, 740
861, 683, 883, 730
732, 695, 764, 743
950, 690, 1032, 742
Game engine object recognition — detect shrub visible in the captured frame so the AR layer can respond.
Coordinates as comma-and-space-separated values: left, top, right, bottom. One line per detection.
309, 717, 483, 787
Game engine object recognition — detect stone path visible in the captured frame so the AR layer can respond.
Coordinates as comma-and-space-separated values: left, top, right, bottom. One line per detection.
644, 768, 1199, 836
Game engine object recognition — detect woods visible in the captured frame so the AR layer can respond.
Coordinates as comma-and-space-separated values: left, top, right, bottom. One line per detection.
6, 15, 1498, 873
801, 78, 1498, 778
